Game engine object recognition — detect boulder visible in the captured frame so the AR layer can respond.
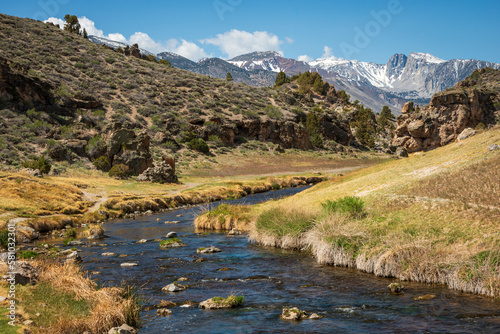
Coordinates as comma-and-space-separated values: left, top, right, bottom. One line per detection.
102, 252, 117, 256
166, 232, 177, 238
401, 101, 414, 114
395, 147, 408, 158
457, 128, 476, 141
108, 324, 137, 334
162, 283, 186, 292
407, 120, 428, 138
66, 251, 82, 263
413, 294, 436, 300
23, 168, 43, 178
120, 262, 138, 267
66, 240, 84, 246
16, 226, 39, 243
86, 225, 105, 240
488, 144, 499, 151
280, 307, 309, 321
197, 246, 222, 254
137, 161, 178, 184
156, 308, 172, 316
107, 128, 153, 175
228, 228, 241, 235
6, 261, 38, 285
388, 282, 404, 294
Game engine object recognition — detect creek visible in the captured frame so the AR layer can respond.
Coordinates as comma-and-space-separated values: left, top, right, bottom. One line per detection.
76, 187, 500, 333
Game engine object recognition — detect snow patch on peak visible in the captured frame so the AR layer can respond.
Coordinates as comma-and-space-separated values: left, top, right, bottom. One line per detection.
308, 56, 350, 69
409, 52, 446, 64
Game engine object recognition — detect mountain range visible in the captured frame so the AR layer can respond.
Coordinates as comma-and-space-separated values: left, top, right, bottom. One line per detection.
90, 36, 500, 113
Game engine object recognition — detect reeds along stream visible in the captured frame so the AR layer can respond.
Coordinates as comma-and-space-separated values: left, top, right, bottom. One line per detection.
77, 187, 500, 333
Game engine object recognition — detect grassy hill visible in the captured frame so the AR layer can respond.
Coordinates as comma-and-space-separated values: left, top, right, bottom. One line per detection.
0, 13, 391, 178
198, 128, 500, 297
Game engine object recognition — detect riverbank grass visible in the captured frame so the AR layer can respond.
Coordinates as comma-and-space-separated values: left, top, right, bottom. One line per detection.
16, 260, 140, 333
247, 128, 500, 297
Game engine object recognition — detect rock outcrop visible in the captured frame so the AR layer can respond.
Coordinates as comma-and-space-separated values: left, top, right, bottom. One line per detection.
105, 124, 153, 175
393, 68, 500, 153
137, 161, 177, 183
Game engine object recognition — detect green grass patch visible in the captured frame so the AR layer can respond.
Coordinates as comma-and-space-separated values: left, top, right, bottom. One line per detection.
19, 282, 91, 328
19, 250, 39, 259
212, 295, 244, 307
206, 204, 250, 219
256, 207, 316, 237
321, 196, 365, 217
0, 307, 19, 333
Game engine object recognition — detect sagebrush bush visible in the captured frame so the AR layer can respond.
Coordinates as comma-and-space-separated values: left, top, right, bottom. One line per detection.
92, 156, 110, 171
187, 138, 210, 154
108, 164, 129, 179
22, 155, 51, 173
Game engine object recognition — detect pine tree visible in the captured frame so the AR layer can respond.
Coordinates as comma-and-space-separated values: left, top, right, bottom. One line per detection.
226, 72, 233, 82
274, 71, 288, 87
83, 28, 88, 39
63, 14, 81, 35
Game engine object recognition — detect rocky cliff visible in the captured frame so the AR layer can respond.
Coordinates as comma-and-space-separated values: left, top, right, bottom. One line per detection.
393, 68, 500, 152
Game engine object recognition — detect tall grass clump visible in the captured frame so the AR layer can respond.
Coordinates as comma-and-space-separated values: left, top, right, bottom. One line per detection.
256, 207, 316, 238
321, 196, 365, 217
19, 260, 140, 333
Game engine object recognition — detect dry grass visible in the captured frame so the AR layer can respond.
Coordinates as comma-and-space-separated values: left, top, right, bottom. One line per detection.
19, 260, 139, 334
185, 151, 380, 178
195, 204, 251, 231
403, 154, 500, 207
0, 172, 89, 217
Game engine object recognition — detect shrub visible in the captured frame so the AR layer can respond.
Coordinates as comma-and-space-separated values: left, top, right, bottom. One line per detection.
105, 57, 115, 64
93, 156, 111, 171
108, 164, 129, 179
321, 196, 365, 217
309, 133, 324, 148
187, 138, 210, 154
475, 122, 486, 130
264, 105, 282, 119
65, 228, 77, 238
22, 156, 51, 174
0, 230, 8, 249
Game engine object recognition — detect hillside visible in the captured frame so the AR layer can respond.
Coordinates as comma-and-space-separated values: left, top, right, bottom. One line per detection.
0, 14, 385, 177
198, 128, 500, 297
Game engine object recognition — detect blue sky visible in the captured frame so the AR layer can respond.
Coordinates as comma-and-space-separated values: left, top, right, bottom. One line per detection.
2, 0, 500, 63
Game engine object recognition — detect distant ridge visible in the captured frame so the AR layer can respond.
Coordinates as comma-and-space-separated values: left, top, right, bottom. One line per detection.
89, 35, 500, 113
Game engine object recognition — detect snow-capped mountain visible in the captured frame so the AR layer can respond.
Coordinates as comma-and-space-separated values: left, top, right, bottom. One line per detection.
88, 35, 154, 56
86, 35, 500, 112
229, 51, 500, 112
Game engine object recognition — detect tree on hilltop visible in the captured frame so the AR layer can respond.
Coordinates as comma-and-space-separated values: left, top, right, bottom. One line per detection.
226, 72, 233, 82
63, 14, 81, 35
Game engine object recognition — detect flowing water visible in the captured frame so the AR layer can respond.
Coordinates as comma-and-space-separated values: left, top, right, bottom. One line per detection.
74, 187, 500, 333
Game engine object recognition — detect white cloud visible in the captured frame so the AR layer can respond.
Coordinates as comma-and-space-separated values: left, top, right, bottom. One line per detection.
202, 29, 284, 58
107, 33, 128, 44
170, 39, 208, 61
285, 36, 294, 44
78, 16, 104, 37
44, 17, 65, 28
322, 46, 334, 58
298, 55, 313, 63
44, 16, 207, 61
